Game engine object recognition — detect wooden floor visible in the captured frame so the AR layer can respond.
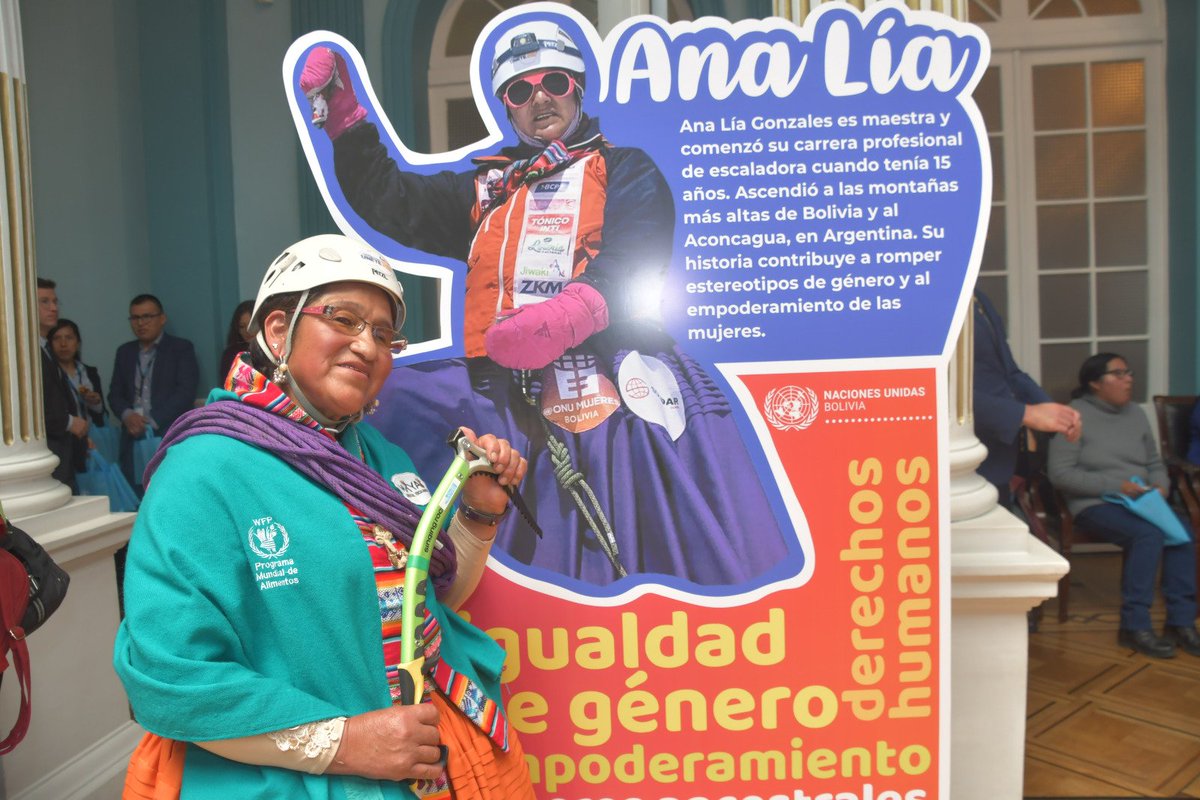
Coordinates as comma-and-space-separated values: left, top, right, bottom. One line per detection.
1025, 551, 1200, 799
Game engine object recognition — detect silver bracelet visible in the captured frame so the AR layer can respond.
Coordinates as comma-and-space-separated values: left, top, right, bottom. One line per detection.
458, 501, 507, 526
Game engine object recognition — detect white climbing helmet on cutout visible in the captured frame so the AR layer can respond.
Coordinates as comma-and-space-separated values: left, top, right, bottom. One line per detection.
490, 21, 586, 98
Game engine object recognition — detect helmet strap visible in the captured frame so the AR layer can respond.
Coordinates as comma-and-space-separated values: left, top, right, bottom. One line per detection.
280, 288, 309, 370
286, 377, 358, 434
263, 288, 359, 434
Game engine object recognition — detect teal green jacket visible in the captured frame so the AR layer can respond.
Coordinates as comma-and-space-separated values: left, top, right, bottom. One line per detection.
113, 406, 507, 799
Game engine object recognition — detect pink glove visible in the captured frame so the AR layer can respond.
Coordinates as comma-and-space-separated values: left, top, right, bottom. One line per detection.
300, 47, 367, 140
485, 282, 609, 370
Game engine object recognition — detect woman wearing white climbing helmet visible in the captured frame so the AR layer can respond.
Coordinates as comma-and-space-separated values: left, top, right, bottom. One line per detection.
114, 234, 534, 799
298, 17, 791, 589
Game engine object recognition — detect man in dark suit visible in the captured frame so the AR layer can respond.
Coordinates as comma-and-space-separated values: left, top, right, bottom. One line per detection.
37, 278, 86, 489
973, 288, 1081, 505
108, 294, 198, 490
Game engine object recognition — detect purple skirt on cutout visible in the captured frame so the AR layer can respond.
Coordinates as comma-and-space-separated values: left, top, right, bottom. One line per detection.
375, 343, 794, 592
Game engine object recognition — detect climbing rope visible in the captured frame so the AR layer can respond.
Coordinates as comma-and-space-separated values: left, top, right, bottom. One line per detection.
519, 370, 627, 579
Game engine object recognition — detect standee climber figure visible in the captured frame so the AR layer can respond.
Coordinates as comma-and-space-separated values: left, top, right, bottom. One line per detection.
298, 19, 791, 588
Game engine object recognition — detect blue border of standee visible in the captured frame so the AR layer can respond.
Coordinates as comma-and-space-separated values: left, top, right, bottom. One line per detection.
282, 1, 990, 601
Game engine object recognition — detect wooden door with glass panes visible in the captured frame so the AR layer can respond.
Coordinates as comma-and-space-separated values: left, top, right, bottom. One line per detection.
969, 0, 1164, 403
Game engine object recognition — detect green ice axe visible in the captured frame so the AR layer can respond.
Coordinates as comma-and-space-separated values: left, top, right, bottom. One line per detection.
393, 429, 543, 786
395, 428, 499, 706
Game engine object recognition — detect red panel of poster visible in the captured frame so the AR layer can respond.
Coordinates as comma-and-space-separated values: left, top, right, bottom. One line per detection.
465, 366, 942, 799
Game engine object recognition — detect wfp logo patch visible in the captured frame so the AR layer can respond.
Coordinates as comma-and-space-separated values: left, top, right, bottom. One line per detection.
247, 515, 291, 559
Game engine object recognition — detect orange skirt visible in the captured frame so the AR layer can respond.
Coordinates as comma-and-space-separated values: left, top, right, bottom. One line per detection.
122, 701, 534, 800
123, 733, 185, 800
431, 691, 536, 799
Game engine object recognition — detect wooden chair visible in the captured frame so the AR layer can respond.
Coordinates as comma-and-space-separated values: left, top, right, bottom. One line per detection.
1012, 430, 1123, 623
1012, 470, 1077, 622
1152, 395, 1200, 602
1151, 395, 1200, 532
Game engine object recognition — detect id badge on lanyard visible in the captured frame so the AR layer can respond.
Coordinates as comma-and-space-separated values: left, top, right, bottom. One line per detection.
513, 159, 587, 308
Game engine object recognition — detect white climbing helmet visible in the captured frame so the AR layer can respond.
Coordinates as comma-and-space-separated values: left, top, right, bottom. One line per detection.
251, 234, 406, 430
251, 233, 406, 332
490, 21, 586, 97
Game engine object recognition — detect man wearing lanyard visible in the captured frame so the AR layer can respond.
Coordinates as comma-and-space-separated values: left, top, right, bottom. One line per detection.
37, 278, 86, 489
108, 294, 199, 491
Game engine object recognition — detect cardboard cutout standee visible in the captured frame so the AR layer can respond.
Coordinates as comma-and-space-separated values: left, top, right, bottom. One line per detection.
286, 2, 989, 797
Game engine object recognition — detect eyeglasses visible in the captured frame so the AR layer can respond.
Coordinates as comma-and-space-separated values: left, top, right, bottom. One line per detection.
503, 70, 576, 108
1103, 368, 1134, 378
299, 305, 407, 354
128, 312, 162, 323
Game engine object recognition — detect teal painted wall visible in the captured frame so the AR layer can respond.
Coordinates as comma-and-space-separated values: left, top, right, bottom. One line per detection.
135, 0, 238, 388
226, 0, 302, 309
24, 0, 283, 393
21, 0, 151, 385
1167, 0, 1199, 394
694, 0, 771, 20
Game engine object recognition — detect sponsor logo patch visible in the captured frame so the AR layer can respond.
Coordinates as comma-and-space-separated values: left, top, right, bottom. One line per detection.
248, 515, 290, 559
618, 352, 686, 440
541, 353, 620, 433
392, 472, 432, 505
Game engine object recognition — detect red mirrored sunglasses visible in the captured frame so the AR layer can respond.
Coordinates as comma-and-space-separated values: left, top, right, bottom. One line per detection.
503, 70, 576, 108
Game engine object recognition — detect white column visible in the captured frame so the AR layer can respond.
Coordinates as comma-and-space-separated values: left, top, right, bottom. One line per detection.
0, 0, 69, 517
946, 311, 1068, 800
948, 314, 1001, 521
775, 6, 1067, 800
0, 3, 138, 797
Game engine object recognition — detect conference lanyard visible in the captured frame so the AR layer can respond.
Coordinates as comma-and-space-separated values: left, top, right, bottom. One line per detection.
135, 349, 157, 414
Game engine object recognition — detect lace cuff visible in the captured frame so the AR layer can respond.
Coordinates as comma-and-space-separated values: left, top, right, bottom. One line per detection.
268, 717, 347, 761
195, 716, 347, 775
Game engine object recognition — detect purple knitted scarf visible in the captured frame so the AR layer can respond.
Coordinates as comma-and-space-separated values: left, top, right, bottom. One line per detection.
143, 400, 459, 593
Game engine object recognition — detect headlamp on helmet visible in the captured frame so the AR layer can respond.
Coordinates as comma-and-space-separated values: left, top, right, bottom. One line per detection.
508, 32, 540, 59
490, 21, 586, 98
